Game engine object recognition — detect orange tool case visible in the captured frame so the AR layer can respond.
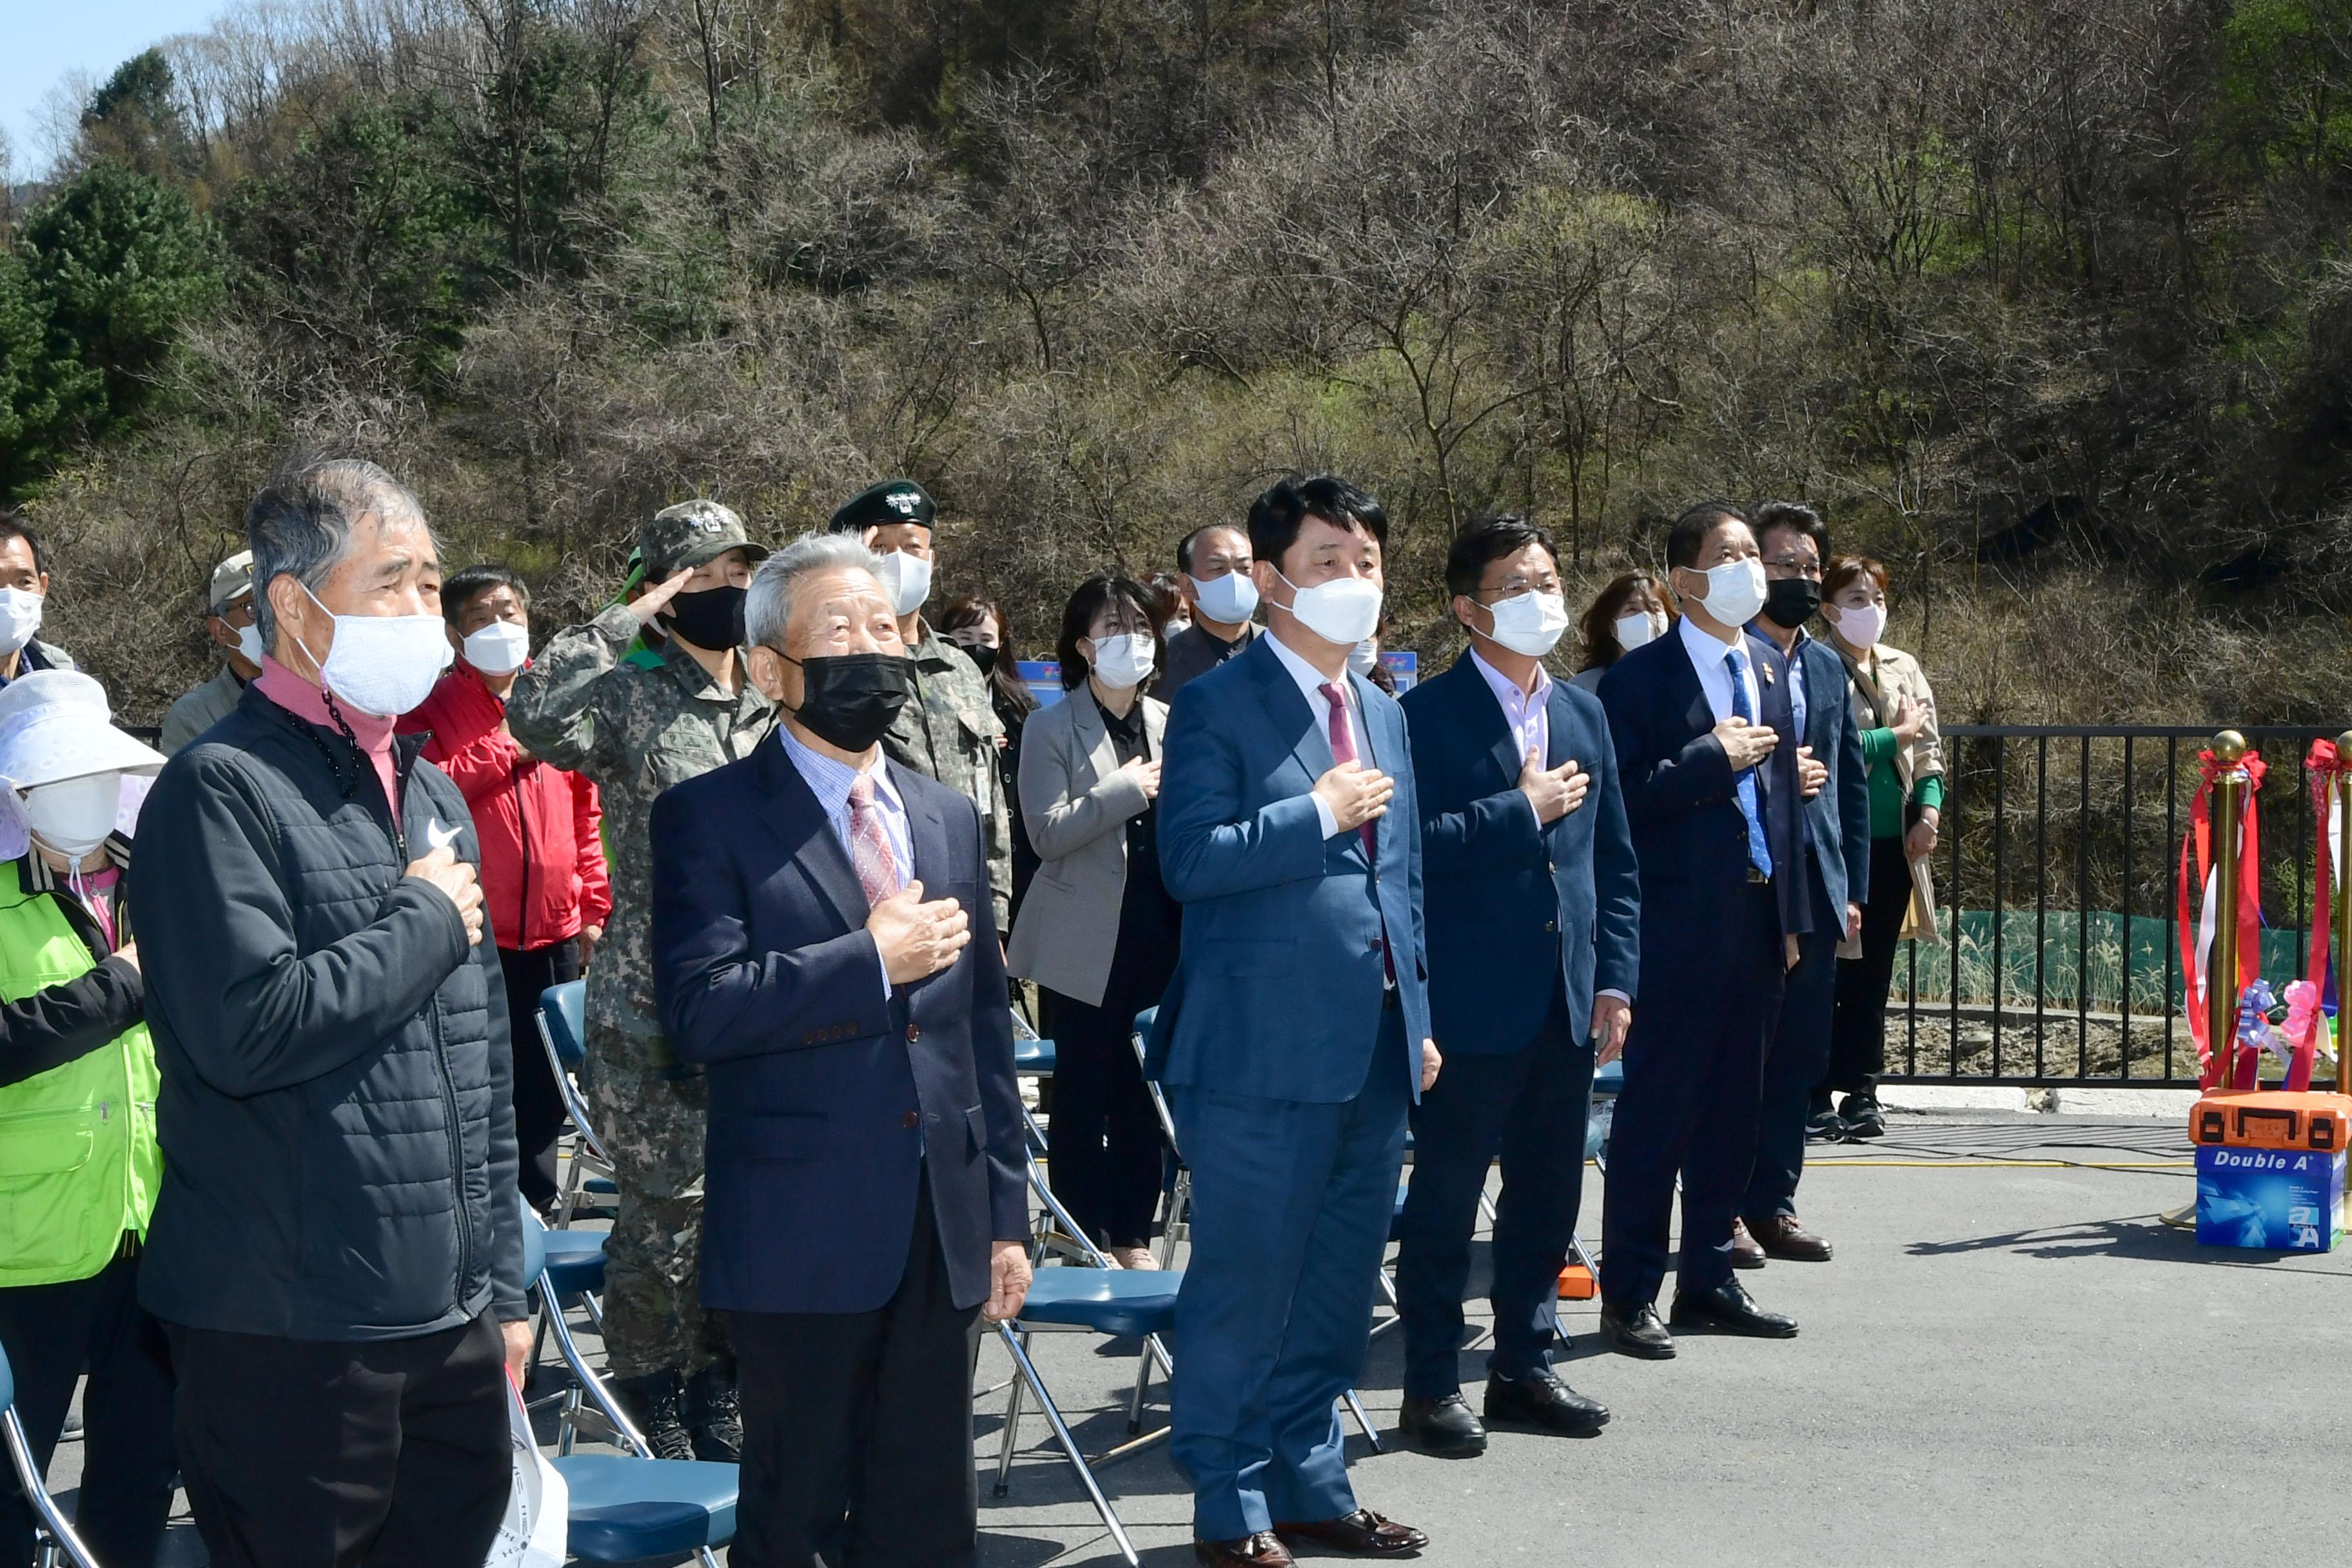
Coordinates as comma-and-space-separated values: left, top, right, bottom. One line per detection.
2190, 1090, 2352, 1152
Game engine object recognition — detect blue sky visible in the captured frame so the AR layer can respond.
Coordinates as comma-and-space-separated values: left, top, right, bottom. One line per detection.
4, 0, 228, 175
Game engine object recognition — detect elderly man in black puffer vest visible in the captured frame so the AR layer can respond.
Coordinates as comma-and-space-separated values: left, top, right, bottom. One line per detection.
129, 458, 529, 1568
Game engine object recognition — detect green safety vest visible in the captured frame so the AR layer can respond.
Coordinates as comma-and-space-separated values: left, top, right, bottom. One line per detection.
0, 861, 160, 1287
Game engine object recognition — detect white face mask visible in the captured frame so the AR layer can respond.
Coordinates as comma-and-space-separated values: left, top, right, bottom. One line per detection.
1614, 610, 1665, 653
874, 549, 932, 616
23, 773, 121, 869
462, 620, 531, 676
1480, 591, 1571, 657
1832, 602, 1886, 649
1189, 569, 1259, 625
233, 622, 267, 667
1348, 640, 1381, 676
297, 584, 455, 718
1087, 632, 1155, 691
1688, 558, 1767, 629
0, 588, 43, 656
1273, 569, 1383, 648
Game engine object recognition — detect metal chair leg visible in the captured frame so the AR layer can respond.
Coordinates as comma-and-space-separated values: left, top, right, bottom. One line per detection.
1342, 1390, 1383, 1453
5, 1408, 98, 1568
997, 1326, 1141, 1567
992, 1324, 1030, 1496
1125, 1331, 1172, 1434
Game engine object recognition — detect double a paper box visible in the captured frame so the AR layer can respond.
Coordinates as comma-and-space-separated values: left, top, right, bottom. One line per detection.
2194, 1145, 2346, 1252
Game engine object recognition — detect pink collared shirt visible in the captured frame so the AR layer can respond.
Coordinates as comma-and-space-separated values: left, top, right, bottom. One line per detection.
1469, 646, 1549, 767
255, 656, 402, 810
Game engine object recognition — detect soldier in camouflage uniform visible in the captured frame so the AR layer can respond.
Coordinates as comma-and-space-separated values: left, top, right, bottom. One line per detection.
828, 479, 1012, 927
505, 501, 772, 1462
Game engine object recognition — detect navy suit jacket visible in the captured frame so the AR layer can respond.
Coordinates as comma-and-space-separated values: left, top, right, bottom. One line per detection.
1146, 632, 1431, 1104
649, 738, 1028, 1317
1401, 651, 1639, 1057
1596, 626, 1811, 959
1783, 631, 1872, 922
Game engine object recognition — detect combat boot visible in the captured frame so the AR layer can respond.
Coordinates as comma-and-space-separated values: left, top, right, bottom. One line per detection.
611, 1369, 695, 1461
683, 1361, 744, 1463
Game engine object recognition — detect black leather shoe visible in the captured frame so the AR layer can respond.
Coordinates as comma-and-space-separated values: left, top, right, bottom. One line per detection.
683, 1362, 743, 1462
1841, 1094, 1887, 1139
1670, 1280, 1799, 1338
1599, 1301, 1675, 1359
1196, 1533, 1294, 1567
1273, 1510, 1427, 1557
1805, 1108, 1848, 1142
611, 1369, 696, 1461
1484, 1370, 1608, 1436
1398, 1392, 1486, 1456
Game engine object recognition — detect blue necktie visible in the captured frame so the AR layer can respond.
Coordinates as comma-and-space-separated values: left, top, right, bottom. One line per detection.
1725, 645, 1774, 879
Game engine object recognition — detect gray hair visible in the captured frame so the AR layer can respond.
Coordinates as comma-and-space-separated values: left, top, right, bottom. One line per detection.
246, 458, 434, 649
746, 532, 887, 651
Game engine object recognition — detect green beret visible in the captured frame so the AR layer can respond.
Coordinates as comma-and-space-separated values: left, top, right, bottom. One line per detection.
828, 479, 935, 534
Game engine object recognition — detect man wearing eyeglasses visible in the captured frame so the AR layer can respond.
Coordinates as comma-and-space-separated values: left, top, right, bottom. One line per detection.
1392, 515, 1640, 1456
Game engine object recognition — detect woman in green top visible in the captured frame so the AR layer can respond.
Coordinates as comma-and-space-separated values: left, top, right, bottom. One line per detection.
0, 669, 173, 1568
1816, 556, 1944, 1139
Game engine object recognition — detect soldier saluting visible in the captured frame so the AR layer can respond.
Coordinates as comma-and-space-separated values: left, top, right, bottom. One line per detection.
506, 500, 772, 1463
828, 480, 1012, 931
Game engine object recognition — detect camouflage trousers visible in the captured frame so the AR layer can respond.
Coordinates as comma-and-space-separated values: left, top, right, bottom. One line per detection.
583, 1024, 729, 1380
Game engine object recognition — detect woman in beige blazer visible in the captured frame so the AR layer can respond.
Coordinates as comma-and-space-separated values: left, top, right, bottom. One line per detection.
1006, 571, 1177, 1268
1818, 555, 1945, 1139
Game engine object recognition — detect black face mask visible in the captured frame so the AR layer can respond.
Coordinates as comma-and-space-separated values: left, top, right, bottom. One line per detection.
788, 652, 918, 751
961, 643, 999, 679
662, 583, 747, 651
1761, 576, 1822, 631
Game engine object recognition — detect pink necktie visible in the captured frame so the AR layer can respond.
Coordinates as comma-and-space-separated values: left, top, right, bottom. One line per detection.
1320, 681, 1375, 863
848, 773, 899, 909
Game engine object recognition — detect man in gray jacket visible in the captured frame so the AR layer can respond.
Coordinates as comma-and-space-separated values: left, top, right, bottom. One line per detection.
130, 459, 528, 1568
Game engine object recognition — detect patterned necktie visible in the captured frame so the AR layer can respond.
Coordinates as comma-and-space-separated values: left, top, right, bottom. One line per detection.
848, 772, 899, 909
1319, 681, 1376, 863
1724, 646, 1774, 879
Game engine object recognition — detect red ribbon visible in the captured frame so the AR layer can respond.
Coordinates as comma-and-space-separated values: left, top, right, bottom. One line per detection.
2304, 740, 2352, 1084
2180, 747, 2266, 1090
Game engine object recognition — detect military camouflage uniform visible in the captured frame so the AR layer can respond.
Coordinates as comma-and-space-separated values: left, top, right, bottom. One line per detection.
887, 622, 1011, 927
506, 512, 771, 1382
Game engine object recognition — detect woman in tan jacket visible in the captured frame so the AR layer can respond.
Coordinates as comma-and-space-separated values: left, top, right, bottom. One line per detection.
1006, 572, 1176, 1268
1816, 556, 1944, 1139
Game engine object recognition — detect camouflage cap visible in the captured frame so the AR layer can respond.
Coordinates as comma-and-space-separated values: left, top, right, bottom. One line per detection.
828, 479, 935, 534
638, 500, 768, 582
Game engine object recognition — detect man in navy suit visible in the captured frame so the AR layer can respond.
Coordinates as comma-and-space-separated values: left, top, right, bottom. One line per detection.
650, 533, 1032, 1568
1740, 502, 1871, 1264
1392, 516, 1640, 1457
1595, 499, 1811, 1357
1148, 476, 1438, 1567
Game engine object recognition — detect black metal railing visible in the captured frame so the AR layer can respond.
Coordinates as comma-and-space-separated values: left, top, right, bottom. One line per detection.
1885, 724, 2339, 1086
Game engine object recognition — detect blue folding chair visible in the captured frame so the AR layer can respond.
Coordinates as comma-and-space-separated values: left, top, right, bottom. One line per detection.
536, 979, 617, 1227
1012, 1010, 1055, 1153
992, 1150, 1180, 1567
522, 1206, 738, 1564
0, 1340, 97, 1568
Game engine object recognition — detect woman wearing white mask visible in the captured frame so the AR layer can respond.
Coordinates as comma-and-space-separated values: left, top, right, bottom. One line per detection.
400, 564, 612, 1217
0, 669, 176, 1568
1570, 572, 1674, 693
1817, 555, 1943, 1141
1006, 572, 1175, 1269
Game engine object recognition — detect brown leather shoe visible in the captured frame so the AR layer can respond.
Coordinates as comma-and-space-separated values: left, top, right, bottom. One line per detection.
1273, 1509, 1428, 1557
1750, 1213, 1833, 1261
1196, 1533, 1295, 1567
1728, 1217, 1766, 1269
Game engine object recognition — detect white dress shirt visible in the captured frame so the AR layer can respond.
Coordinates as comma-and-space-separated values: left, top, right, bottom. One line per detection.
1266, 630, 1369, 841
1468, 646, 1549, 765
1680, 612, 1761, 722
778, 723, 912, 994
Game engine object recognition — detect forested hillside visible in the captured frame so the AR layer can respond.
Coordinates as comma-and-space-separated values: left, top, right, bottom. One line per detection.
6, 0, 2352, 727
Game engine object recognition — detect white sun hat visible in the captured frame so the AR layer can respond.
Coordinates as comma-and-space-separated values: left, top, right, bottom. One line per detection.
0, 671, 167, 791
